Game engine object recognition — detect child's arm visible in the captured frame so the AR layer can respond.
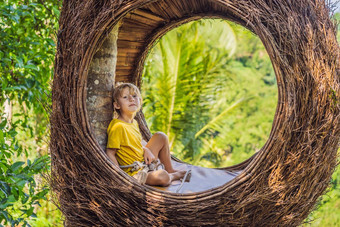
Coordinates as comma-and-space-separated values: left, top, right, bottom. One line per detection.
106, 148, 119, 166
142, 139, 155, 164
143, 146, 155, 164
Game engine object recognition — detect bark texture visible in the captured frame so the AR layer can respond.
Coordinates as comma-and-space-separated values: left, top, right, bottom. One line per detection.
86, 25, 119, 150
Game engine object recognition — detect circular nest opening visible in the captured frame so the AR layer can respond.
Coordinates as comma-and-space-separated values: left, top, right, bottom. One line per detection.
51, 0, 340, 226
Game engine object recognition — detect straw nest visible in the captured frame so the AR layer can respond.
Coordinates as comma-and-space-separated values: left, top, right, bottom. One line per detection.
51, 0, 339, 226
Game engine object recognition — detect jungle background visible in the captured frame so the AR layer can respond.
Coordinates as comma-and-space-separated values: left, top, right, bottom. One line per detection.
0, 1, 339, 226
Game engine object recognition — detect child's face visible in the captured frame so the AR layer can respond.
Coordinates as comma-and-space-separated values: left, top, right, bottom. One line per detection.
114, 87, 141, 115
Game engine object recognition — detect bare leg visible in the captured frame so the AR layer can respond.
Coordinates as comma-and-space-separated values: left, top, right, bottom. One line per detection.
145, 169, 186, 187
145, 170, 171, 186
146, 132, 176, 173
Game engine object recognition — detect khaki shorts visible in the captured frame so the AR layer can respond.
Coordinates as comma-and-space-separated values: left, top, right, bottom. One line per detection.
131, 161, 164, 184
132, 167, 149, 184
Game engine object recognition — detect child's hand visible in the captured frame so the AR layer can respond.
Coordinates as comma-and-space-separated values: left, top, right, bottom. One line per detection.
143, 147, 155, 164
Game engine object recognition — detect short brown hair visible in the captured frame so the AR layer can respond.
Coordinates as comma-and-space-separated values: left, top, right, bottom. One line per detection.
112, 83, 142, 116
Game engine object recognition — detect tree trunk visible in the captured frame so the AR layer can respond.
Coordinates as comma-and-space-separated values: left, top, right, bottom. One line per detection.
86, 24, 119, 151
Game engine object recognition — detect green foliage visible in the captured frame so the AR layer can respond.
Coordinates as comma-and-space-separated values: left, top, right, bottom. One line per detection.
304, 164, 340, 226
143, 20, 238, 161
0, 0, 61, 226
30, 196, 63, 227
334, 13, 340, 41
0, 115, 49, 226
142, 19, 277, 167
0, 1, 59, 111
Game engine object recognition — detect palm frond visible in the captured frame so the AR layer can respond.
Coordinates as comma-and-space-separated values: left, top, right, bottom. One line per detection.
194, 97, 252, 139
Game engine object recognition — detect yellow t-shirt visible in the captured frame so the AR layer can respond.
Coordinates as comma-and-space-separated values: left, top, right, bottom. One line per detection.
106, 119, 144, 175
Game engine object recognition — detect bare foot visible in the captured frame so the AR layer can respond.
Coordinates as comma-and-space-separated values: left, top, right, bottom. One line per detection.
169, 170, 187, 181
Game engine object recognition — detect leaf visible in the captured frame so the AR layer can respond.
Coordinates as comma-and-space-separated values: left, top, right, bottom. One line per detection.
195, 97, 251, 138
26, 207, 34, 217
16, 180, 27, 188
25, 78, 36, 89
0, 119, 6, 129
0, 131, 4, 144
6, 195, 15, 203
24, 64, 38, 71
16, 57, 24, 68
10, 161, 25, 172
0, 202, 11, 210
0, 161, 10, 171
8, 129, 18, 138
0, 181, 11, 197
12, 188, 19, 200
31, 156, 49, 171
52, 6, 60, 17
13, 14, 20, 24
4, 85, 27, 91
0, 210, 10, 222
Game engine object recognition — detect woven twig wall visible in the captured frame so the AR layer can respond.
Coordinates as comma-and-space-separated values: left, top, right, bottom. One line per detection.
51, 0, 339, 226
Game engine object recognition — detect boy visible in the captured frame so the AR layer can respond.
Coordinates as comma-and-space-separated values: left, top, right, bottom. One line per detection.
106, 83, 186, 186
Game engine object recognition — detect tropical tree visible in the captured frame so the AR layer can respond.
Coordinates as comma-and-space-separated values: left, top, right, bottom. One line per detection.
143, 20, 239, 162
0, 0, 61, 226
142, 19, 277, 167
